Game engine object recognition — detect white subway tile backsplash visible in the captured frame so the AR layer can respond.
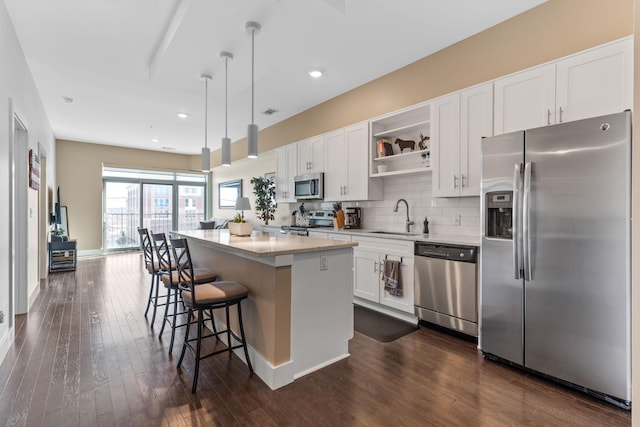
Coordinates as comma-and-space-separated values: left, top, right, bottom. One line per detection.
354, 174, 480, 235
286, 173, 481, 236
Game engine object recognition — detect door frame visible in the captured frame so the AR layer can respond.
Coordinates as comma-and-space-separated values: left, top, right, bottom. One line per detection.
10, 100, 29, 317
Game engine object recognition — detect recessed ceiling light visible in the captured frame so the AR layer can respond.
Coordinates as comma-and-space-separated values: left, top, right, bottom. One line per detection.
151, 138, 159, 143
62, 96, 74, 104
177, 112, 188, 119
308, 70, 323, 78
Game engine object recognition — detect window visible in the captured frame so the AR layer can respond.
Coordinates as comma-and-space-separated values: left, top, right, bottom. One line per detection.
218, 179, 242, 209
102, 167, 208, 250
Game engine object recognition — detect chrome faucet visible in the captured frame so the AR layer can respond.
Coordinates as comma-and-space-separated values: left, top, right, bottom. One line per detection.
394, 198, 414, 232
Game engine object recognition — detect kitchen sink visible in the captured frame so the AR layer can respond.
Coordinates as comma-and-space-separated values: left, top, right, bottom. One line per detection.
368, 231, 422, 236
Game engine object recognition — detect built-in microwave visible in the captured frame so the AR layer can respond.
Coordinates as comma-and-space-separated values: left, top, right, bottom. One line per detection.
294, 172, 324, 200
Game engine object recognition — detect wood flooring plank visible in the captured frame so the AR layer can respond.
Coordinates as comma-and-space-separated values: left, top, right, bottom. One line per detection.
0, 252, 631, 427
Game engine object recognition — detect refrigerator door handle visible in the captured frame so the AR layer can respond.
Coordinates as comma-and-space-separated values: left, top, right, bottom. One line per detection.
523, 162, 533, 281
513, 163, 522, 279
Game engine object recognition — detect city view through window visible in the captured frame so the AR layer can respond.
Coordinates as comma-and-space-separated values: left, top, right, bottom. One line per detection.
103, 169, 206, 250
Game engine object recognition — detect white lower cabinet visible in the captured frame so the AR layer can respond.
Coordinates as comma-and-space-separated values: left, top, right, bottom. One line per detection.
352, 236, 414, 314
308, 231, 352, 241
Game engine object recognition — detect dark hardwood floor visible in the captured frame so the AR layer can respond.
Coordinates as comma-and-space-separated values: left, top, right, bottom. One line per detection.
0, 252, 631, 426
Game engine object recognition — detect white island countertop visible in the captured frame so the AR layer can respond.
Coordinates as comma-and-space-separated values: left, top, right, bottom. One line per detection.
176, 229, 357, 258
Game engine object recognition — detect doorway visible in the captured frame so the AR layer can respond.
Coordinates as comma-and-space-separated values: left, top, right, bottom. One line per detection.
11, 109, 29, 316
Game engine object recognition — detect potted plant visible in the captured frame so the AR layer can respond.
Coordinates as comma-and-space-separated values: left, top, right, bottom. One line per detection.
250, 175, 276, 225
229, 209, 253, 236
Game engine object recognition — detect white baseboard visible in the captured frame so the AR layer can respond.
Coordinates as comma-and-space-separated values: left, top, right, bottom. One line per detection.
0, 327, 13, 367
210, 317, 295, 390
77, 249, 103, 257
354, 297, 419, 324
29, 284, 40, 308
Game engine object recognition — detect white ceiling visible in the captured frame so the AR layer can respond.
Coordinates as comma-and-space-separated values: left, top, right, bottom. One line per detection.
5, 0, 546, 155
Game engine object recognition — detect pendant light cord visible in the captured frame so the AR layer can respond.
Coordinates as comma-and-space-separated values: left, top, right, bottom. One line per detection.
204, 77, 208, 149
251, 28, 255, 125
225, 56, 228, 138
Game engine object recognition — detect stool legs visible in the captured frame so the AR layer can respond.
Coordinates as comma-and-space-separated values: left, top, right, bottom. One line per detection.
151, 276, 161, 326
237, 301, 253, 373
168, 288, 181, 354
177, 308, 192, 369
144, 273, 155, 317
177, 300, 252, 393
159, 286, 172, 336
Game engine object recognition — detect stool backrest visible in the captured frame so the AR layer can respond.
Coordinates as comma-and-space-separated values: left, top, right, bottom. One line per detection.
150, 232, 172, 274
169, 238, 195, 293
137, 227, 155, 270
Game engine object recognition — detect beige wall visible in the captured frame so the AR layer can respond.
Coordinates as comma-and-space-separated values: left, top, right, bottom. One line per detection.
202, 0, 633, 168
210, 152, 290, 226
56, 139, 197, 250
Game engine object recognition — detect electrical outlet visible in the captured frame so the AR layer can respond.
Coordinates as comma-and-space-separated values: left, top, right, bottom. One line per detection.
320, 256, 328, 271
454, 214, 461, 226
0, 311, 4, 324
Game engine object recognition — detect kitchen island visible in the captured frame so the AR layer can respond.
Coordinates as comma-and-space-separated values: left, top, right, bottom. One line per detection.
175, 229, 357, 390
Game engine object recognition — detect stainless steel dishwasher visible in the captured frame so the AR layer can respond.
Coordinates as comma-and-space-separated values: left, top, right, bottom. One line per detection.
414, 242, 478, 337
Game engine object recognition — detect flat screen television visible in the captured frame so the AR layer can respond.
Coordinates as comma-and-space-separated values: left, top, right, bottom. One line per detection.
53, 185, 61, 225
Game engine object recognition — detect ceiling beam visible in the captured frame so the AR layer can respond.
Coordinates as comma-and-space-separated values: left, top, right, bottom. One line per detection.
147, 0, 192, 80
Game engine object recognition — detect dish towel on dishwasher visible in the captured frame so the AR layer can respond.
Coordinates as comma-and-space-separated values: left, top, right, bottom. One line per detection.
382, 259, 402, 297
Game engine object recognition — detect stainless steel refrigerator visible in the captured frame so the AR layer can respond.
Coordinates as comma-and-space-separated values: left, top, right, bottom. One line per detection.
480, 111, 631, 409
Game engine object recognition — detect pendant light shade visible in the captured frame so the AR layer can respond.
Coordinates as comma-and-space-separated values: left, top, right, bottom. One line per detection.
201, 73, 212, 172
221, 137, 231, 166
247, 124, 258, 158
220, 51, 233, 167
201, 147, 211, 171
246, 21, 261, 159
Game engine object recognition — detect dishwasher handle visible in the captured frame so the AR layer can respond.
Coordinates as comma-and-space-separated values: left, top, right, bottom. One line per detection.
414, 242, 477, 263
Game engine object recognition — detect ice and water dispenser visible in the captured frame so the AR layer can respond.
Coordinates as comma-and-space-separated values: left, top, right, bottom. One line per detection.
486, 191, 513, 239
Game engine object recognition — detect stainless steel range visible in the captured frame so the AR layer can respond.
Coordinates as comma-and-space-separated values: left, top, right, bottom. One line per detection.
280, 210, 334, 236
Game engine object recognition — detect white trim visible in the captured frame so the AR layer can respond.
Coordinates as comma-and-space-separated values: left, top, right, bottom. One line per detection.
354, 297, 419, 324
0, 326, 13, 367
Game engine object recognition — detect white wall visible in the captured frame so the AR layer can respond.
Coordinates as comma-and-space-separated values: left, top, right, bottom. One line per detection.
211, 151, 289, 226
0, 1, 55, 363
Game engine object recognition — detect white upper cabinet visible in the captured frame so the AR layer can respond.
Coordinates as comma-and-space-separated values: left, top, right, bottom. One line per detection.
325, 122, 383, 201
494, 37, 632, 135
431, 94, 461, 197
494, 64, 556, 135
432, 83, 493, 197
323, 128, 347, 201
555, 37, 633, 123
297, 135, 325, 174
275, 143, 297, 203
460, 83, 494, 197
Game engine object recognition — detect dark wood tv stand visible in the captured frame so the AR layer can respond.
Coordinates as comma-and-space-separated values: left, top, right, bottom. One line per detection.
49, 239, 77, 272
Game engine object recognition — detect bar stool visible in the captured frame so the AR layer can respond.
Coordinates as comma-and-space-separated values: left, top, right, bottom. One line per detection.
151, 232, 218, 354
137, 227, 162, 324
170, 237, 253, 393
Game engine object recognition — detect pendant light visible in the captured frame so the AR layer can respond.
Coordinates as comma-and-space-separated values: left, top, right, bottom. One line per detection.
201, 73, 212, 172
246, 21, 261, 159
220, 51, 233, 167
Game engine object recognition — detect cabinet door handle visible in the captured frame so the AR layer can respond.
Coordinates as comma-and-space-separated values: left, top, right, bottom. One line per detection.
461, 174, 466, 188
559, 106, 563, 123
453, 175, 458, 189
547, 109, 551, 125
373, 261, 378, 273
